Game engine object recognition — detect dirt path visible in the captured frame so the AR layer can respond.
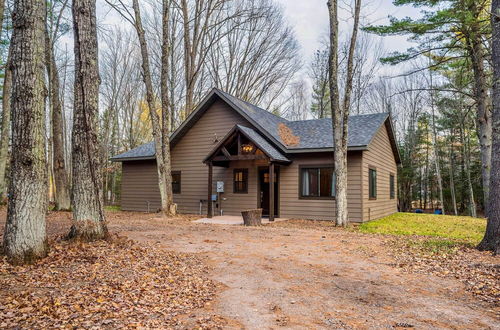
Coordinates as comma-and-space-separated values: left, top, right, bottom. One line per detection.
115, 216, 498, 329
1, 211, 498, 329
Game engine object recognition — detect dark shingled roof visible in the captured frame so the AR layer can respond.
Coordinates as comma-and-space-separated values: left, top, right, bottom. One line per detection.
111, 89, 397, 162
216, 90, 289, 145
111, 141, 155, 161
286, 113, 389, 149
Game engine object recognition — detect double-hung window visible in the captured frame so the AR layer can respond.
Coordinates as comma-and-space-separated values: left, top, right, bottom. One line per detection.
300, 166, 336, 199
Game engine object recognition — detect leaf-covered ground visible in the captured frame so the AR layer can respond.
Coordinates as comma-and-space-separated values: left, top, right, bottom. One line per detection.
0, 236, 222, 328
269, 213, 499, 310
356, 212, 498, 308
0, 210, 498, 328
389, 237, 499, 307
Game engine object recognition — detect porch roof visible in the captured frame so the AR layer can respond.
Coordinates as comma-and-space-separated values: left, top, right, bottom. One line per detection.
204, 124, 291, 164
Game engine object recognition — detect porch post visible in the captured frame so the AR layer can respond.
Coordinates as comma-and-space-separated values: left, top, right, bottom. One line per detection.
207, 161, 213, 218
269, 162, 275, 222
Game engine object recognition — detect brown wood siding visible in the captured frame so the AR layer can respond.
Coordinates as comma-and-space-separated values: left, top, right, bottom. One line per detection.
119, 99, 396, 221
171, 100, 252, 214
279, 152, 363, 222
214, 159, 268, 215
362, 123, 398, 221
121, 160, 161, 211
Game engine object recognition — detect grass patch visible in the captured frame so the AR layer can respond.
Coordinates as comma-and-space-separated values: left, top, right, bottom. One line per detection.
105, 205, 121, 212
359, 212, 486, 244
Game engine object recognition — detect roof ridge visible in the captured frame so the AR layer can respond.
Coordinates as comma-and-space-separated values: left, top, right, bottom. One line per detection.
215, 89, 289, 123
289, 112, 389, 124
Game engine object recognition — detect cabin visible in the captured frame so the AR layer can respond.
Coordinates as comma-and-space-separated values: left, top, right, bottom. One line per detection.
111, 88, 400, 222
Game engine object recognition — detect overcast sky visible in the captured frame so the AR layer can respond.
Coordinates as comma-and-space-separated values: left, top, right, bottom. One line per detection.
275, 0, 418, 74
92, 0, 422, 91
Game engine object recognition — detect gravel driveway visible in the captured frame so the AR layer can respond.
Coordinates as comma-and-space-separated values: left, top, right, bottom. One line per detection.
2, 210, 498, 329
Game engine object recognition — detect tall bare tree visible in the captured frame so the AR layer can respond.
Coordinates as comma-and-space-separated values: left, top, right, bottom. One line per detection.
160, 0, 174, 215
478, 0, 499, 254
207, 0, 300, 109
3, 0, 48, 264
310, 48, 330, 118
328, 0, 362, 226
107, 0, 176, 215
0, 46, 11, 201
45, 0, 71, 210
428, 64, 445, 215
69, 0, 107, 239
179, 0, 244, 113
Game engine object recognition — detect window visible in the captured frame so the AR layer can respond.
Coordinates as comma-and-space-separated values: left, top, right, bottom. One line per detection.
172, 171, 181, 194
233, 169, 248, 193
369, 168, 377, 199
300, 166, 336, 199
390, 174, 395, 199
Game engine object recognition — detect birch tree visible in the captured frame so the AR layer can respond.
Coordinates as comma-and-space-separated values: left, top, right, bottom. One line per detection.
328, 0, 362, 226
3, 0, 48, 264
68, 0, 107, 239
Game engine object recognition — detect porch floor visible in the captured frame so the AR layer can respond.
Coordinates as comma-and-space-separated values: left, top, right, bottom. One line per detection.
193, 215, 288, 225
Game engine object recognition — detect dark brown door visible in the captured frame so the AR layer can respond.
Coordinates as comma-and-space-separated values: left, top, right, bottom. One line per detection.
258, 168, 278, 217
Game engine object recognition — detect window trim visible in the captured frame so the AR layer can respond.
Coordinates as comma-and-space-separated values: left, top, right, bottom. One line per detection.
233, 168, 248, 194
369, 166, 377, 200
172, 171, 181, 194
298, 164, 336, 200
389, 173, 395, 199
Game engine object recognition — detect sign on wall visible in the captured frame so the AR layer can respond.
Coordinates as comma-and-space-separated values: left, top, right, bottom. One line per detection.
216, 181, 224, 193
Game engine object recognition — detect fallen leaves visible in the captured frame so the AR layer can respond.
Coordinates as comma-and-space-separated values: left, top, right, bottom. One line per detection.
0, 236, 222, 328
278, 123, 300, 147
388, 237, 499, 308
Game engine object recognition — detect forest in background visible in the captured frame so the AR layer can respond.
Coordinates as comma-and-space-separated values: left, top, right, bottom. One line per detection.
0, 0, 492, 219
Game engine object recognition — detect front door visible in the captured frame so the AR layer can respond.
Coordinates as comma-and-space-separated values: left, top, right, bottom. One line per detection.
258, 168, 279, 217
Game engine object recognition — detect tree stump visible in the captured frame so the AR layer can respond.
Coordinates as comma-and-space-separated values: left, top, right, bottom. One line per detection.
241, 209, 262, 226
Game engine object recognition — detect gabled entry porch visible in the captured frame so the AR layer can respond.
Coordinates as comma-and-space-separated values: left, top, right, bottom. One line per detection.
203, 125, 291, 221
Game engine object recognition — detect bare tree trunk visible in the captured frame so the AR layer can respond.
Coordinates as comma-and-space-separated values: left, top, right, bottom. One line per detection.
327, 0, 342, 225
466, 1, 492, 216
45, 22, 71, 211
461, 119, 477, 217
429, 70, 445, 214
448, 131, 458, 215
328, 0, 361, 226
0, 0, 5, 34
130, 0, 174, 215
161, 0, 175, 215
424, 123, 429, 210
69, 0, 107, 240
3, 0, 48, 264
0, 47, 12, 201
478, 0, 499, 254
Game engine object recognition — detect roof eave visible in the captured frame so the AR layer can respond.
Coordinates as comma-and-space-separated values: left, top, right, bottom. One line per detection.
110, 156, 156, 162
285, 146, 368, 153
